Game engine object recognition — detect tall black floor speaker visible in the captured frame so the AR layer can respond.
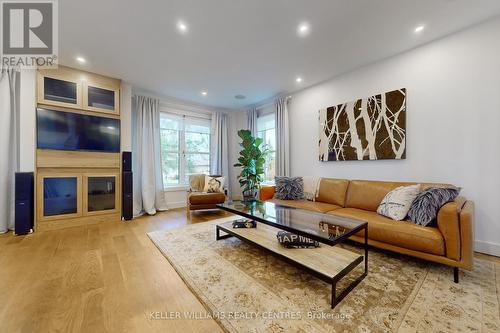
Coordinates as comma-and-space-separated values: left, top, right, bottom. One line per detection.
15, 172, 34, 235
122, 151, 132, 172
122, 151, 133, 220
122, 171, 133, 220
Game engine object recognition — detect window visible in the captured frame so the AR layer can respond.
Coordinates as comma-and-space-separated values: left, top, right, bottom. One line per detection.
160, 113, 211, 187
256, 113, 276, 183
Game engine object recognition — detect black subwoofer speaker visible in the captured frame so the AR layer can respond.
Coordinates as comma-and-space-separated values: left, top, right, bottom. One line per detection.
15, 172, 34, 235
122, 171, 133, 220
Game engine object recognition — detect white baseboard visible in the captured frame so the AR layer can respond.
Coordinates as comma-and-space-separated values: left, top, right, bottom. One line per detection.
475, 240, 500, 257
167, 201, 187, 209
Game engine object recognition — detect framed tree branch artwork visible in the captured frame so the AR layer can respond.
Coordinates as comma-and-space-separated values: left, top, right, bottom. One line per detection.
318, 88, 406, 161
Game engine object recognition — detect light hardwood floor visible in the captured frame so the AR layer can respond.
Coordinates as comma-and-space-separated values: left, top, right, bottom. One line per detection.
1, 208, 499, 333
0, 208, 232, 333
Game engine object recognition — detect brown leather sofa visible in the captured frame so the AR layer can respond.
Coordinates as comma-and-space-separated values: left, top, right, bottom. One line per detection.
260, 178, 474, 282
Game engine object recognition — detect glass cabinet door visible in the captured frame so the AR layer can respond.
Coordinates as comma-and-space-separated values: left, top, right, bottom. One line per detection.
83, 174, 120, 215
38, 174, 82, 221
84, 82, 120, 114
88, 86, 115, 110
38, 72, 83, 109
43, 177, 78, 216
87, 176, 116, 212
44, 77, 78, 104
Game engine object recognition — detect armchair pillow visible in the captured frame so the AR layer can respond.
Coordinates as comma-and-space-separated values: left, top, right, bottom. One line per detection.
274, 176, 304, 200
203, 175, 225, 193
377, 184, 422, 221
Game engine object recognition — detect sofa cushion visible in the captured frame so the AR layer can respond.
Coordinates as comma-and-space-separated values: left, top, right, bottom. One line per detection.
188, 192, 225, 205
316, 178, 350, 206
267, 198, 341, 213
328, 208, 445, 256
345, 180, 414, 211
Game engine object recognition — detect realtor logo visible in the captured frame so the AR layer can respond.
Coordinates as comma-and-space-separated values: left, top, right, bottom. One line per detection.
1, 0, 58, 68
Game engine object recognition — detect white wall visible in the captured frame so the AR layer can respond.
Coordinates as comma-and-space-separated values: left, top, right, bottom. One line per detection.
120, 82, 132, 152
287, 17, 500, 256
19, 69, 36, 172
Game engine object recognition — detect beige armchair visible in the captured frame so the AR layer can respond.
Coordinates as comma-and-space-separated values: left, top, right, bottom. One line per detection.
187, 174, 226, 211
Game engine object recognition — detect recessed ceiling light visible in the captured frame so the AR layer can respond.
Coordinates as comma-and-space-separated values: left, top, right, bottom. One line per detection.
414, 25, 425, 33
76, 56, 86, 63
201, 91, 207, 96
177, 21, 188, 33
235, 94, 246, 100
296, 77, 302, 83
297, 23, 310, 36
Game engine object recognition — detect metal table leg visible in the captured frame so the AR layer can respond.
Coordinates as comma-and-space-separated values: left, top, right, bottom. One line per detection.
216, 225, 233, 241
330, 224, 369, 309
364, 224, 368, 274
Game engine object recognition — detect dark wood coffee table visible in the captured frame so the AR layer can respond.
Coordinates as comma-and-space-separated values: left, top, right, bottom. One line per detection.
216, 200, 368, 308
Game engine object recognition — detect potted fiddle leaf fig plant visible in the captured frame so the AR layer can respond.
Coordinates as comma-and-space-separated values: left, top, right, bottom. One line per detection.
234, 129, 270, 202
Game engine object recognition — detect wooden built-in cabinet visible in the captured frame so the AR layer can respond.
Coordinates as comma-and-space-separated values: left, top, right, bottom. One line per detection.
35, 65, 122, 232
36, 168, 122, 231
37, 65, 121, 115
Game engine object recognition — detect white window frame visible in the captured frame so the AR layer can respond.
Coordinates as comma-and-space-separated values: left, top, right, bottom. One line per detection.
160, 112, 211, 189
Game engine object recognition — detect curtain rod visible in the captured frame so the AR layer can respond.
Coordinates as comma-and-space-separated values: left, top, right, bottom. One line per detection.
161, 109, 212, 120
133, 94, 213, 120
253, 95, 292, 111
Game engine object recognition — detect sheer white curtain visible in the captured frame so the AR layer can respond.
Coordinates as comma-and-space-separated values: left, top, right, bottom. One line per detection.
246, 107, 257, 136
275, 97, 290, 176
0, 68, 19, 233
210, 112, 229, 193
132, 95, 168, 216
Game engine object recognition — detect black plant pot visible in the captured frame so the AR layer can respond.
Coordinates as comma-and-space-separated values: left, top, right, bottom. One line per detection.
242, 189, 259, 202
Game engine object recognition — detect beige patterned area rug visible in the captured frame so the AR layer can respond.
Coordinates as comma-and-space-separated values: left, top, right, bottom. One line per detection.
147, 217, 500, 333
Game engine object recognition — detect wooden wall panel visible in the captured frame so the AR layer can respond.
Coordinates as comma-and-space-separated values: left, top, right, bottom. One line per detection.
37, 149, 120, 168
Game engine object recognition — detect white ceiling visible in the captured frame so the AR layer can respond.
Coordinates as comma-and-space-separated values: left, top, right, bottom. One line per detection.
59, 0, 500, 109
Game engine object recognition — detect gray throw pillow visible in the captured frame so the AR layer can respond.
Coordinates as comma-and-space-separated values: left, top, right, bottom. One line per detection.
276, 231, 320, 248
274, 176, 304, 200
407, 187, 461, 226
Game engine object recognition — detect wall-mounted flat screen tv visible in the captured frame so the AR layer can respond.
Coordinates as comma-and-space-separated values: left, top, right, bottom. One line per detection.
37, 108, 120, 152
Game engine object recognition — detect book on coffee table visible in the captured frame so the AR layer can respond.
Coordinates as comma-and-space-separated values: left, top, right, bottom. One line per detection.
232, 218, 257, 228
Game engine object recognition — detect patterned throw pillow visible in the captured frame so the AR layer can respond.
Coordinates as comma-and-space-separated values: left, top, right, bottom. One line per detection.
407, 187, 461, 226
274, 176, 304, 200
203, 175, 224, 193
377, 184, 422, 221
276, 231, 320, 248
